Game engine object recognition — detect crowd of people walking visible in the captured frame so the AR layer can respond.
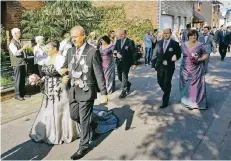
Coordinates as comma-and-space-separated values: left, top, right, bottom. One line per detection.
8, 22, 231, 159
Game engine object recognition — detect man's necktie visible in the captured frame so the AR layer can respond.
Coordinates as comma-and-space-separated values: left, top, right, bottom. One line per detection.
163, 40, 168, 53
75, 48, 80, 61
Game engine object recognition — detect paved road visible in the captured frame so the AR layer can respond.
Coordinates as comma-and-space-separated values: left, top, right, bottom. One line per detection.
1, 53, 231, 160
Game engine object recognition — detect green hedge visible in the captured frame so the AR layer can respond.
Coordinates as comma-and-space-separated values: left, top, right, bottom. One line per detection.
21, 1, 153, 44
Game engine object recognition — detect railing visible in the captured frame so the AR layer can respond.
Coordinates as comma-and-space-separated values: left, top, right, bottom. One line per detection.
0, 56, 14, 90
0, 55, 35, 90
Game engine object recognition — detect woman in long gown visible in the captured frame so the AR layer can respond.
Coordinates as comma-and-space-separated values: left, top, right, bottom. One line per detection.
99, 35, 115, 94
180, 29, 208, 110
30, 40, 79, 144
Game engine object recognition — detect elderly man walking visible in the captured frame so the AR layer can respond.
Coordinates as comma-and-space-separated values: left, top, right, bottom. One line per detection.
61, 26, 108, 160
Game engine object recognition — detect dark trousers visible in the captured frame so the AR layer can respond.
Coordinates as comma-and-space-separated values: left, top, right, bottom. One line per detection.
69, 96, 94, 150
219, 43, 228, 60
34, 64, 43, 77
228, 45, 230, 52
117, 64, 131, 91
14, 65, 26, 97
145, 47, 152, 65
157, 67, 175, 105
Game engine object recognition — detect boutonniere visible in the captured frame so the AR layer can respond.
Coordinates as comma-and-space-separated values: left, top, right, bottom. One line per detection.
169, 48, 173, 52
125, 46, 129, 50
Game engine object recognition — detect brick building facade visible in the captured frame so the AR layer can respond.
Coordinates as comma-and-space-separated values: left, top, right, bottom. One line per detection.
1, 1, 43, 31
160, 1, 193, 30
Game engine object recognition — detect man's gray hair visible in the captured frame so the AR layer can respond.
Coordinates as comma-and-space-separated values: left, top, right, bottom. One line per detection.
35, 36, 44, 43
70, 26, 85, 35
11, 28, 20, 36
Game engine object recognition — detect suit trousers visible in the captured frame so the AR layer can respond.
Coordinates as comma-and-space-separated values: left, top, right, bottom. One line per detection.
69, 94, 94, 150
117, 64, 131, 91
157, 67, 175, 105
219, 43, 228, 60
14, 65, 26, 97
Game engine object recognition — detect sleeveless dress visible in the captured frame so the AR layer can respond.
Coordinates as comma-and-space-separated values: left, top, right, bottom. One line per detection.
29, 55, 80, 144
180, 42, 207, 110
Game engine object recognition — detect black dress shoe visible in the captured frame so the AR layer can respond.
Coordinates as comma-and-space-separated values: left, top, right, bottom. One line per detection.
71, 148, 90, 160
160, 104, 168, 108
127, 82, 131, 93
24, 95, 31, 98
119, 91, 127, 99
15, 96, 25, 101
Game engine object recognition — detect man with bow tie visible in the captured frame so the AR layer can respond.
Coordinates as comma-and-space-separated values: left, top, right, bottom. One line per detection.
198, 26, 217, 74
151, 28, 181, 108
113, 29, 137, 99
216, 25, 231, 61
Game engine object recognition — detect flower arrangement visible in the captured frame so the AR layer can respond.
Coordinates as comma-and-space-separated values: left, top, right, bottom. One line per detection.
28, 74, 41, 86
191, 53, 200, 64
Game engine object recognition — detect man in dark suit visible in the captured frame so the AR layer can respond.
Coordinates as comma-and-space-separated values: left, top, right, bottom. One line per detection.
151, 28, 181, 108
113, 29, 137, 99
61, 26, 108, 160
216, 25, 231, 61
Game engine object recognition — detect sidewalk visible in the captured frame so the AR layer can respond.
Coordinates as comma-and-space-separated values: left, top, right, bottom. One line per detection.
192, 90, 231, 160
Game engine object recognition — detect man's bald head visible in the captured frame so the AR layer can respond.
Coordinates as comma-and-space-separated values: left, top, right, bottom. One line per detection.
119, 29, 127, 39
163, 28, 172, 40
70, 26, 86, 48
70, 26, 85, 35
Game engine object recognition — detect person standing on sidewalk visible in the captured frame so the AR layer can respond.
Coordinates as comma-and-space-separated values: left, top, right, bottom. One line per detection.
113, 29, 137, 99
151, 28, 181, 108
144, 31, 153, 65
216, 26, 231, 61
61, 26, 108, 160
198, 26, 217, 74
9, 28, 31, 101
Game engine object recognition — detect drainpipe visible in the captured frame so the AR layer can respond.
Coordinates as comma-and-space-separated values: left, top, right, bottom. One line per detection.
158, 0, 162, 29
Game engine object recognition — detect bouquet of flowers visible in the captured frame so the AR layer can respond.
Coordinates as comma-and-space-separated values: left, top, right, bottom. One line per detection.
28, 74, 41, 86
191, 53, 200, 64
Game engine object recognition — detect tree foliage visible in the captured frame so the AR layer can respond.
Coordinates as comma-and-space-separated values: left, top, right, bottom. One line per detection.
21, 1, 153, 43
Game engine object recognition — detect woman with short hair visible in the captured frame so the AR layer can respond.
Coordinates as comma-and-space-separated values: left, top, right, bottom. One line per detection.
180, 29, 208, 110
99, 35, 115, 93
30, 40, 79, 144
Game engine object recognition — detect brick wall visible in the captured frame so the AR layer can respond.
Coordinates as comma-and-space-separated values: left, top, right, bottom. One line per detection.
4, 1, 43, 32
93, 1, 159, 29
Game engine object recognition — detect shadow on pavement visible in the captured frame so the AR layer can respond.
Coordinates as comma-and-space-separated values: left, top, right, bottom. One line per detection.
1, 140, 53, 160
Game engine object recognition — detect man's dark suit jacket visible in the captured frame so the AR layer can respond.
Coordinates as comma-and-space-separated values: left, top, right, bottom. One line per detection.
151, 39, 181, 71
62, 43, 107, 101
216, 31, 231, 46
114, 38, 137, 67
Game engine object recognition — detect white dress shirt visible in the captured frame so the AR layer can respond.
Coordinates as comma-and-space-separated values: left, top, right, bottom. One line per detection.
163, 39, 170, 52
9, 40, 23, 56
33, 45, 47, 65
76, 42, 87, 61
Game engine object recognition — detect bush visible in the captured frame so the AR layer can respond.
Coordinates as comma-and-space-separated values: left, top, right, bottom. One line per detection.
21, 2, 153, 44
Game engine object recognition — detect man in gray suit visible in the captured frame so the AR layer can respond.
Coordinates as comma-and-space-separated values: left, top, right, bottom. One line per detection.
182, 24, 191, 42
198, 26, 217, 74
61, 26, 108, 160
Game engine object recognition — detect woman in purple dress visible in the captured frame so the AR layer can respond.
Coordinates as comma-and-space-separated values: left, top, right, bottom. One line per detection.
180, 29, 208, 110
99, 35, 115, 93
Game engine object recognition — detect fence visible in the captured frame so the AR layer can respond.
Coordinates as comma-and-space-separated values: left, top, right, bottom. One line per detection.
0, 55, 35, 90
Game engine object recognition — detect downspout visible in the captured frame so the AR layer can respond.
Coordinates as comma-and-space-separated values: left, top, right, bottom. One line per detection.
158, 0, 162, 29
